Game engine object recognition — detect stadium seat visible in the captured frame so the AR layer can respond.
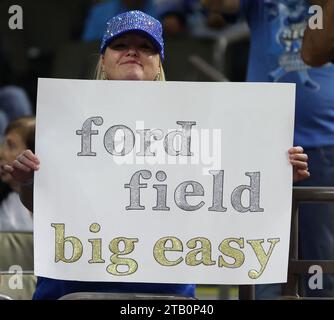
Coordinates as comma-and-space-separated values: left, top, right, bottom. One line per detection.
0, 273, 36, 300
0, 293, 13, 300
0, 232, 35, 300
163, 35, 217, 81
52, 41, 100, 79
0, 232, 34, 271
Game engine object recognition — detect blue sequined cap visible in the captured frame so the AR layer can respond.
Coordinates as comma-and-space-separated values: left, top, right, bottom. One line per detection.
100, 10, 164, 60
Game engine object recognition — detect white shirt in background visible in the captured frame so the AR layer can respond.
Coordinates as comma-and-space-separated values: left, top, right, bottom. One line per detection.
0, 192, 33, 231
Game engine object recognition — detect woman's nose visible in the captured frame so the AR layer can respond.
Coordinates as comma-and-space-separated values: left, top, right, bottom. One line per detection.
126, 46, 138, 56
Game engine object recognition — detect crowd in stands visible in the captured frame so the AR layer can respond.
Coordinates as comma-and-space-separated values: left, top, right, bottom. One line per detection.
1, 0, 334, 300
0, 0, 246, 107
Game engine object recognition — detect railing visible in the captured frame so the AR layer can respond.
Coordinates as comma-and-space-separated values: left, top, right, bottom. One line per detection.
212, 22, 250, 73
188, 54, 228, 81
187, 21, 250, 82
282, 187, 334, 298
239, 186, 334, 300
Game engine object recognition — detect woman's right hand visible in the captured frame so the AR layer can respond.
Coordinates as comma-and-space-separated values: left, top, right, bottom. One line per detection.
3, 149, 40, 186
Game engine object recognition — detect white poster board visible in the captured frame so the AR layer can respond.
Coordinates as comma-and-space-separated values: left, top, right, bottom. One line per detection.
34, 79, 295, 284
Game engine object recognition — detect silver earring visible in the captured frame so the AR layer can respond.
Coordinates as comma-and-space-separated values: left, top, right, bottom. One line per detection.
154, 72, 160, 81
102, 71, 107, 80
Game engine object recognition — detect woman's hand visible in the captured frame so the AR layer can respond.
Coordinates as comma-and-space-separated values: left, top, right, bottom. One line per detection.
289, 146, 310, 183
3, 149, 40, 186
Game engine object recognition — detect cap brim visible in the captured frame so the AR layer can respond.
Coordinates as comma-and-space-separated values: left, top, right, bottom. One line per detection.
101, 28, 162, 57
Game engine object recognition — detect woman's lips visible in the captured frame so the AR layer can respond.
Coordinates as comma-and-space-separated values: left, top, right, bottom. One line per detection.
121, 60, 142, 66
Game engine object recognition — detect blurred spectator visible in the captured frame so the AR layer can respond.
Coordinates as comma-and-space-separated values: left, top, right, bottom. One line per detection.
200, 0, 226, 29
82, 0, 158, 41
155, 0, 194, 35
0, 117, 35, 231
82, 0, 212, 38
202, 0, 334, 298
156, 0, 225, 35
302, 0, 334, 66
189, 0, 240, 37
160, 11, 188, 36
0, 86, 32, 136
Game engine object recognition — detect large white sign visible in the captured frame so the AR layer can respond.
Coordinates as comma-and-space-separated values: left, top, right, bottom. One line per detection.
34, 79, 295, 284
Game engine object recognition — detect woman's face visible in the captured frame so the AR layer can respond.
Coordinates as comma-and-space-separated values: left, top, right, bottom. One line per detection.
0, 131, 27, 185
102, 32, 160, 81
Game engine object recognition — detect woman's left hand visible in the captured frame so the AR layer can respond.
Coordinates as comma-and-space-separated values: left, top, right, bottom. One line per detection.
289, 146, 310, 183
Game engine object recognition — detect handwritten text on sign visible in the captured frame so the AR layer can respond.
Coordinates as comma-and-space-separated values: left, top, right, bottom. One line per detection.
34, 79, 295, 284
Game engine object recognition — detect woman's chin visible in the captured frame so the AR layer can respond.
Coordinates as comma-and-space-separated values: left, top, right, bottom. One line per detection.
120, 66, 148, 80
123, 72, 145, 81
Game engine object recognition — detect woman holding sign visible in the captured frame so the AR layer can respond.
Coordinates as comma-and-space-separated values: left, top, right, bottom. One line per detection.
4, 10, 310, 300
4, 10, 194, 300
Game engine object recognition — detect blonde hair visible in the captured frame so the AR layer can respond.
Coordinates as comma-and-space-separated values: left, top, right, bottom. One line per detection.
95, 55, 166, 81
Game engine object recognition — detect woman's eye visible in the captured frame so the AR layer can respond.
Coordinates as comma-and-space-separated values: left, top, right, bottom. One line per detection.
112, 43, 127, 50
140, 44, 154, 50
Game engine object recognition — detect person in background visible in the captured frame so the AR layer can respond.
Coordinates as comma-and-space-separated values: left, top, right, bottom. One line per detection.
0, 86, 32, 136
0, 117, 34, 231
82, 0, 158, 41
82, 0, 202, 39
201, 0, 334, 298
301, 0, 334, 66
